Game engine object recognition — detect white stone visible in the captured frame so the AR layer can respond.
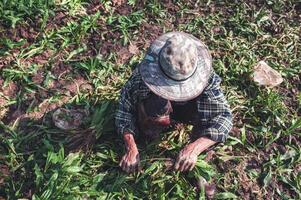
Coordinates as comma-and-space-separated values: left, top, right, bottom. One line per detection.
253, 61, 283, 87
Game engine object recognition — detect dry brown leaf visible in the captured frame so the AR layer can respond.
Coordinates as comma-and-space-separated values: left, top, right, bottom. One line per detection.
163, 158, 174, 171
117, 47, 131, 65
112, 0, 126, 6
204, 150, 215, 162
0, 164, 9, 186
253, 61, 283, 87
143, 39, 151, 49
2, 81, 18, 98
128, 42, 139, 55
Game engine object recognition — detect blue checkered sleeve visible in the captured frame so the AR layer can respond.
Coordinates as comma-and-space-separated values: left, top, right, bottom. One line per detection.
196, 72, 233, 142
115, 69, 151, 136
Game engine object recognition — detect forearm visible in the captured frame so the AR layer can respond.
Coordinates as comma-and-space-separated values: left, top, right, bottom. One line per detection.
188, 137, 217, 155
123, 132, 138, 152
120, 132, 140, 173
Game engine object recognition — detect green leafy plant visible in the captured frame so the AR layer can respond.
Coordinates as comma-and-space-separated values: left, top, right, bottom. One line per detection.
0, 0, 300, 199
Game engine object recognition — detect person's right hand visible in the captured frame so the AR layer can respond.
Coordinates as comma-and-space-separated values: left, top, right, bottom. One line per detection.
119, 148, 140, 173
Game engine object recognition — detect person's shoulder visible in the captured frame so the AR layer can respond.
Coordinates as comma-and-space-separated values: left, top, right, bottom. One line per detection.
131, 67, 143, 80
206, 70, 222, 89
195, 71, 223, 100
210, 70, 222, 83
123, 67, 150, 92
124, 67, 142, 85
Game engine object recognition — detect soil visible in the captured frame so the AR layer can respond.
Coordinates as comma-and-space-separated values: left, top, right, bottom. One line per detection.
0, 164, 9, 186
0, 1, 300, 199
86, 1, 106, 15
0, 81, 19, 98
278, 74, 301, 115
235, 160, 262, 200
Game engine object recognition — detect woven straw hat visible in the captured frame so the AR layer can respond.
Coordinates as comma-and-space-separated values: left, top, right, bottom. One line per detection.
139, 31, 212, 101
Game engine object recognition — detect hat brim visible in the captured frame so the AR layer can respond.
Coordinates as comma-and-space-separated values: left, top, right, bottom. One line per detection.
139, 32, 213, 101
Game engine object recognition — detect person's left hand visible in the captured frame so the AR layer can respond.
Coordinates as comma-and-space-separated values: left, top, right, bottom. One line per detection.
174, 143, 198, 172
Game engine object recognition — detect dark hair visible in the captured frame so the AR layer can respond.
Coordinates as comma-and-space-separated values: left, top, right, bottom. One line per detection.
143, 93, 171, 117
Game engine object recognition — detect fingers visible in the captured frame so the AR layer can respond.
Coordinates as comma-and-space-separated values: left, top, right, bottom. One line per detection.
120, 158, 128, 173
129, 163, 139, 173
189, 162, 196, 171
175, 157, 185, 171
175, 158, 196, 172
119, 159, 125, 170
126, 163, 132, 173
119, 156, 139, 174
174, 157, 181, 171
181, 161, 191, 172
138, 162, 142, 172
129, 163, 136, 173
179, 160, 187, 172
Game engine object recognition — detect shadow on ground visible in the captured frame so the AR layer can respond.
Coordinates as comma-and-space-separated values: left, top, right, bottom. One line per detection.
0, 100, 125, 198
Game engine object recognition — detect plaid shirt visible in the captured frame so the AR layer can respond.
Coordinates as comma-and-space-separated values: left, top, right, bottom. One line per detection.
115, 68, 233, 142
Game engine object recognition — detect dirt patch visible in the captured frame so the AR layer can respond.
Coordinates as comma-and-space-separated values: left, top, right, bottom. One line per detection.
114, 3, 133, 15
0, 97, 8, 120
255, 142, 299, 199
266, 176, 296, 200
83, 3, 163, 62
0, 50, 19, 69
45, 10, 77, 32
2, 61, 91, 124
139, 22, 163, 44
86, 0, 106, 15
25, 96, 70, 120
116, 46, 132, 65
216, 159, 238, 173
0, 25, 53, 71
51, 62, 72, 78
4, 95, 71, 124
62, 75, 92, 95
278, 135, 301, 147
0, 164, 10, 186
19, 25, 39, 43
0, 96, 5, 105
218, 157, 264, 199
162, 0, 180, 12
236, 160, 262, 200
0, 10, 77, 70
48, 64, 92, 95
97, 30, 123, 57
1, 81, 19, 98
24, 77, 91, 121
128, 42, 139, 55
246, 157, 260, 170
31, 70, 45, 84
104, 21, 162, 62
52, 11, 71, 25
278, 74, 300, 115
31, 49, 54, 65
0, 22, 39, 46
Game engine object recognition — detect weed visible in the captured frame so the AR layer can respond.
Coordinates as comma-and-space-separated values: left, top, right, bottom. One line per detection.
0, 0, 300, 199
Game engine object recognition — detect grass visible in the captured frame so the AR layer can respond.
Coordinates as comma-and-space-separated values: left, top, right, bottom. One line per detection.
0, 0, 300, 199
